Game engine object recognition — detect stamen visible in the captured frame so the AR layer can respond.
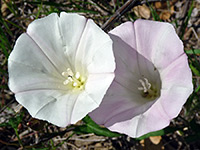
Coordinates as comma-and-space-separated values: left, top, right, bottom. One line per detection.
138, 78, 151, 93
144, 78, 151, 90
67, 68, 74, 76
73, 82, 78, 87
75, 72, 80, 79
67, 77, 73, 82
62, 72, 68, 77
61, 68, 86, 90
63, 80, 69, 85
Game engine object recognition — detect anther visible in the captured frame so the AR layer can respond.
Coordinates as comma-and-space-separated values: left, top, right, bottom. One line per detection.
63, 80, 69, 85
75, 72, 80, 79
62, 72, 68, 77
61, 68, 85, 90
73, 82, 78, 87
67, 68, 74, 76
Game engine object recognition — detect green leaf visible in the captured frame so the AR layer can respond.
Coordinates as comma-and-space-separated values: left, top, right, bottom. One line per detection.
135, 127, 179, 140
195, 85, 200, 93
148, 4, 160, 21
8, 113, 24, 129
0, 122, 9, 127
185, 49, 200, 54
190, 64, 200, 76
74, 115, 121, 137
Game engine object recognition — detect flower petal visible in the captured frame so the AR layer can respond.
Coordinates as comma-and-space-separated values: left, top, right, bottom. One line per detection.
108, 81, 193, 138
59, 12, 87, 71
27, 13, 69, 73
90, 34, 157, 129
73, 19, 115, 74
8, 33, 65, 93
160, 54, 193, 118
133, 19, 184, 69
108, 99, 170, 138
109, 25, 160, 85
110, 20, 185, 70
15, 90, 78, 127
90, 80, 155, 127
85, 73, 115, 106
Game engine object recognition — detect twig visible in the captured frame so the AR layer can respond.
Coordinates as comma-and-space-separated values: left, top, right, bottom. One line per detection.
139, 0, 167, 5
89, 0, 112, 15
23, 126, 75, 148
101, 0, 168, 31
0, 99, 15, 114
101, 0, 137, 31
0, 139, 19, 147
67, 142, 80, 150
177, 0, 191, 37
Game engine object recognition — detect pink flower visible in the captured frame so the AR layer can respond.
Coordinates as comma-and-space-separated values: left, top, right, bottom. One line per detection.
90, 20, 193, 138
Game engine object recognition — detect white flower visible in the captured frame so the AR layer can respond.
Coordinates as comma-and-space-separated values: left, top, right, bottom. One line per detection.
8, 12, 115, 127
90, 20, 193, 138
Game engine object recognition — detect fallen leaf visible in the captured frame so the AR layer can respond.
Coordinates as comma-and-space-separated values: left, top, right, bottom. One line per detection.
133, 4, 150, 19
149, 136, 162, 145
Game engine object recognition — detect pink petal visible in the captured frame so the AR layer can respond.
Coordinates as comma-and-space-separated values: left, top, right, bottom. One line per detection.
110, 20, 184, 70
160, 54, 193, 118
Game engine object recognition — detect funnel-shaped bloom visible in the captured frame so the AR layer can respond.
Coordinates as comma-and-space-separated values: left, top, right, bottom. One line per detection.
90, 20, 193, 138
8, 12, 115, 127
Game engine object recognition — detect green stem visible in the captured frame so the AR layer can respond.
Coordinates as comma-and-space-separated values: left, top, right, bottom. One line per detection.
14, 128, 23, 148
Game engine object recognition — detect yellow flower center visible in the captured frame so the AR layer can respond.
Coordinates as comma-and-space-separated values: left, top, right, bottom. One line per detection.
62, 68, 86, 90
138, 78, 159, 100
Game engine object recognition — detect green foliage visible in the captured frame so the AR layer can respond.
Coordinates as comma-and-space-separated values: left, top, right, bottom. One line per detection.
185, 49, 200, 55
148, 3, 160, 21
0, 112, 23, 128
74, 115, 121, 137
26, 1, 99, 14
190, 64, 200, 76
135, 126, 180, 140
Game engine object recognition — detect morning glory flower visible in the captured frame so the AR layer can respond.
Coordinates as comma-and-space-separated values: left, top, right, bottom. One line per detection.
90, 20, 193, 138
8, 12, 115, 127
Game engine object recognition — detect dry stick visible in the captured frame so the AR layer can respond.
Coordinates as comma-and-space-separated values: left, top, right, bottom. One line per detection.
101, 0, 137, 31
177, 0, 190, 37
23, 127, 75, 148
101, 0, 168, 31
0, 99, 15, 114
139, 0, 166, 5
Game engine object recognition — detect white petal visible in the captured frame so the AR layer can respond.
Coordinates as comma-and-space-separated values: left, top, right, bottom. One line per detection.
70, 91, 99, 124
74, 19, 115, 74
85, 73, 115, 106
59, 13, 87, 71
15, 90, 77, 127
27, 13, 69, 73
8, 33, 65, 93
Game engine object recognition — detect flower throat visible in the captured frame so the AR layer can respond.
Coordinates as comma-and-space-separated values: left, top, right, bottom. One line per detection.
62, 68, 86, 90
138, 77, 160, 100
